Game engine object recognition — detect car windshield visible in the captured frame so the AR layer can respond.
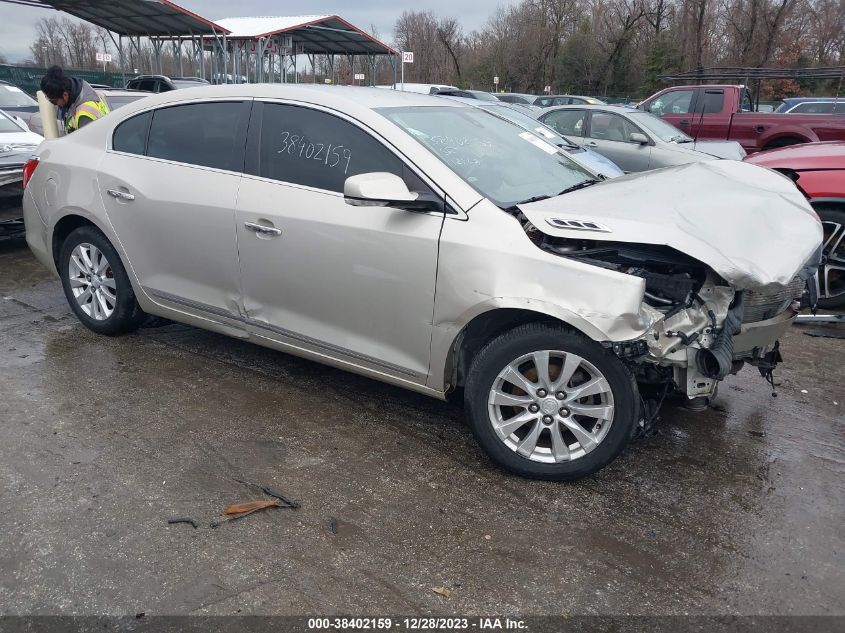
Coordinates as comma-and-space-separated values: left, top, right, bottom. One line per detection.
380, 106, 595, 208
481, 104, 573, 146
0, 84, 37, 108
469, 91, 499, 102
630, 111, 692, 142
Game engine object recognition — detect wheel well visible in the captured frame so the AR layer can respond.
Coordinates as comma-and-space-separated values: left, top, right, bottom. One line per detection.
52, 215, 97, 267
762, 136, 805, 151
448, 309, 576, 396
811, 200, 845, 214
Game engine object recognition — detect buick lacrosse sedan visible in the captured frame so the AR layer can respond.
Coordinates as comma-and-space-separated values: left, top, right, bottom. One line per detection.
23, 85, 822, 480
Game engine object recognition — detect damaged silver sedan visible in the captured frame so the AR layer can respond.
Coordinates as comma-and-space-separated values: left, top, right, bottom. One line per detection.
22, 85, 822, 480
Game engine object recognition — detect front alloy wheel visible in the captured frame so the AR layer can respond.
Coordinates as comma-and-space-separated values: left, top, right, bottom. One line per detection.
465, 323, 639, 481
488, 350, 614, 463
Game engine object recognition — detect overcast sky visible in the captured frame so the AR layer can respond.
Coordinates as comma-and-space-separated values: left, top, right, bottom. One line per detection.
0, 1, 500, 62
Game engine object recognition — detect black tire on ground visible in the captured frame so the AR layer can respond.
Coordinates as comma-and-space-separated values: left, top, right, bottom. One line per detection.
815, 204, 845, 309
58, 225, 145, 336
464, 322, 640, 481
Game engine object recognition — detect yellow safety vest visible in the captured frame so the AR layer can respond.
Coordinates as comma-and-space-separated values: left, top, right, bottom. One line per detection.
66, 99, 110, 132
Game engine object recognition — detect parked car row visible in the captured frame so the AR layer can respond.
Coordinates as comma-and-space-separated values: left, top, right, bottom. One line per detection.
535, 104, 745, 172
22, 84, 823, 481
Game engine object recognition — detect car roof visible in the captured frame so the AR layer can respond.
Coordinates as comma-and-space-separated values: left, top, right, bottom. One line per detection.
540, 104, 634, 114
114, 84, 470, 115
782, 97, 839, 103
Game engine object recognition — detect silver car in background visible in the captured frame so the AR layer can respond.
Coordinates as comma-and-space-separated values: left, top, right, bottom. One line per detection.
537, 104, 746, 172
438, 95, 624, 178
23, 85, 821, 480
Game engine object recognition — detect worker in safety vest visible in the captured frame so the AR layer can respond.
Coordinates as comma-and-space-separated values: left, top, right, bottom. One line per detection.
40, 66, 109, 133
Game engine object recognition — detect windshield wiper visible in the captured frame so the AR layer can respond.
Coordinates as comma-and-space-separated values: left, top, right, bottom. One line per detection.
515, 194, 553, 205
513, 179, 601, 208
557, 178, 601, 195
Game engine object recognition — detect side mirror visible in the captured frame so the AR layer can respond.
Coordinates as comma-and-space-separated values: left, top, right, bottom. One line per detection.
344, 172, 443, 212
629, 132, 649, 145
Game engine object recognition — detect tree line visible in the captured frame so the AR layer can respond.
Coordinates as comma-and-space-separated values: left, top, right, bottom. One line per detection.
393, 0, 845, 98
19, 0, 845, 99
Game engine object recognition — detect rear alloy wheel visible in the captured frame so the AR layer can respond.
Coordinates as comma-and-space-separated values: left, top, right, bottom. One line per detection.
816, 206, 845, 309
465, 324, 639, 481
59, 225, 145, 335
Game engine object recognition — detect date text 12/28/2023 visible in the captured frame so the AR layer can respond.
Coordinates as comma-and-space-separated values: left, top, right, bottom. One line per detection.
306, 617, 527, 630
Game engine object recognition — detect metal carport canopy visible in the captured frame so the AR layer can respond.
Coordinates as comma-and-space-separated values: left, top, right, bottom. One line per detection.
214, 15, 398, 56
3, 0, 229, 36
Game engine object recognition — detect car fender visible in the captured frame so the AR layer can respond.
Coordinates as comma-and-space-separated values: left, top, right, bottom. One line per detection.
758, 125, 816, 148
426, 203, 652, 392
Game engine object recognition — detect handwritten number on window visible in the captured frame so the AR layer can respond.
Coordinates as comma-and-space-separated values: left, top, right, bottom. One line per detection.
277, 131, 352, 175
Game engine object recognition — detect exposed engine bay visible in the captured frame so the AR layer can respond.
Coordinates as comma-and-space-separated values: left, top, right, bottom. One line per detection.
518, 215, 810, 414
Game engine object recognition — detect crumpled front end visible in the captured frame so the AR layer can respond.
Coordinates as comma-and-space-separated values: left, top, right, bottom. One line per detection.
513, 160, 824, 404
518, 220, 820, 403
638, 272, 812, 400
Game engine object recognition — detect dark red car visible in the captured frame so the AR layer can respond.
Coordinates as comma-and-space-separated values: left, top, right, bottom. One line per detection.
745, 141, 845, 307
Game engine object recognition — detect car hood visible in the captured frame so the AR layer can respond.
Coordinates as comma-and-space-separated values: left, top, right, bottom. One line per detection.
568, 146, 624, 178
517, 160, 823, 291
691, 139, 746, 160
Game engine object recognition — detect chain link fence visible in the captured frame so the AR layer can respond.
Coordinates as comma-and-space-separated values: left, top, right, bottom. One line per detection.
0, 64, 128, 96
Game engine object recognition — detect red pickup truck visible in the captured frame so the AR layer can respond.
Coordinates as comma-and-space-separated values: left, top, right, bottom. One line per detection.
638, 85, 845, 154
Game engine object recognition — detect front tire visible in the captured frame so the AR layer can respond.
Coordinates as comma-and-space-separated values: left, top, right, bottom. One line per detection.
815, 205, 845, 309
59, 225, 145, 335
464, 323, 639, 481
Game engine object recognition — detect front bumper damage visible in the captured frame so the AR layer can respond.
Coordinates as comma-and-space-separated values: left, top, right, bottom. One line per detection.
615, 273, 810, 400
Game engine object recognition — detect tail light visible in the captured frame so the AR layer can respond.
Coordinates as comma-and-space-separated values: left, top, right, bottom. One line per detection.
22, 157, 40, 189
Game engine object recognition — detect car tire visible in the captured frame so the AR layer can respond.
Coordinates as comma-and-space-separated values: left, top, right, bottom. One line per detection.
464, 323, 639, 481
814, 205, 845, 309
59, 225, 145, 335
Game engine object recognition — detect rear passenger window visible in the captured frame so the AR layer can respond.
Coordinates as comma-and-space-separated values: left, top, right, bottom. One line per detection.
112, 111, 151, 155
542, 109, 586, 136
258, 103, 405, 193
146, 102, 250, 171
700, 91, 724, 113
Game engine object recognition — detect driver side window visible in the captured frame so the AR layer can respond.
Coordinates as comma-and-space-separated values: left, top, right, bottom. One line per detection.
648, 90, 694, 115
541, 109, 586, 136
587, 112, 639, 143
257, 103, 427, 195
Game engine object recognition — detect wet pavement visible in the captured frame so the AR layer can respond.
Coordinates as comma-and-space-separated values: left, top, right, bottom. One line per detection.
0, 235, 843, 618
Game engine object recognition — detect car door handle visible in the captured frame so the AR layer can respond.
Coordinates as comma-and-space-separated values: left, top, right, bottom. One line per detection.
107, 189, 135, 201
679, 119, 690, 126
244, 221, 282, 237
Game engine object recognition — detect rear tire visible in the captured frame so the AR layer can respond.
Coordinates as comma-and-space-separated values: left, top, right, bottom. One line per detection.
815, 205, 845, 309
59, 225, 145, 335
464, 323, 639, 481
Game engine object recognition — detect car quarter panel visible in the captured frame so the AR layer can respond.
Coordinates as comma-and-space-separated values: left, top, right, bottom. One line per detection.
24, 138, 115, 273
